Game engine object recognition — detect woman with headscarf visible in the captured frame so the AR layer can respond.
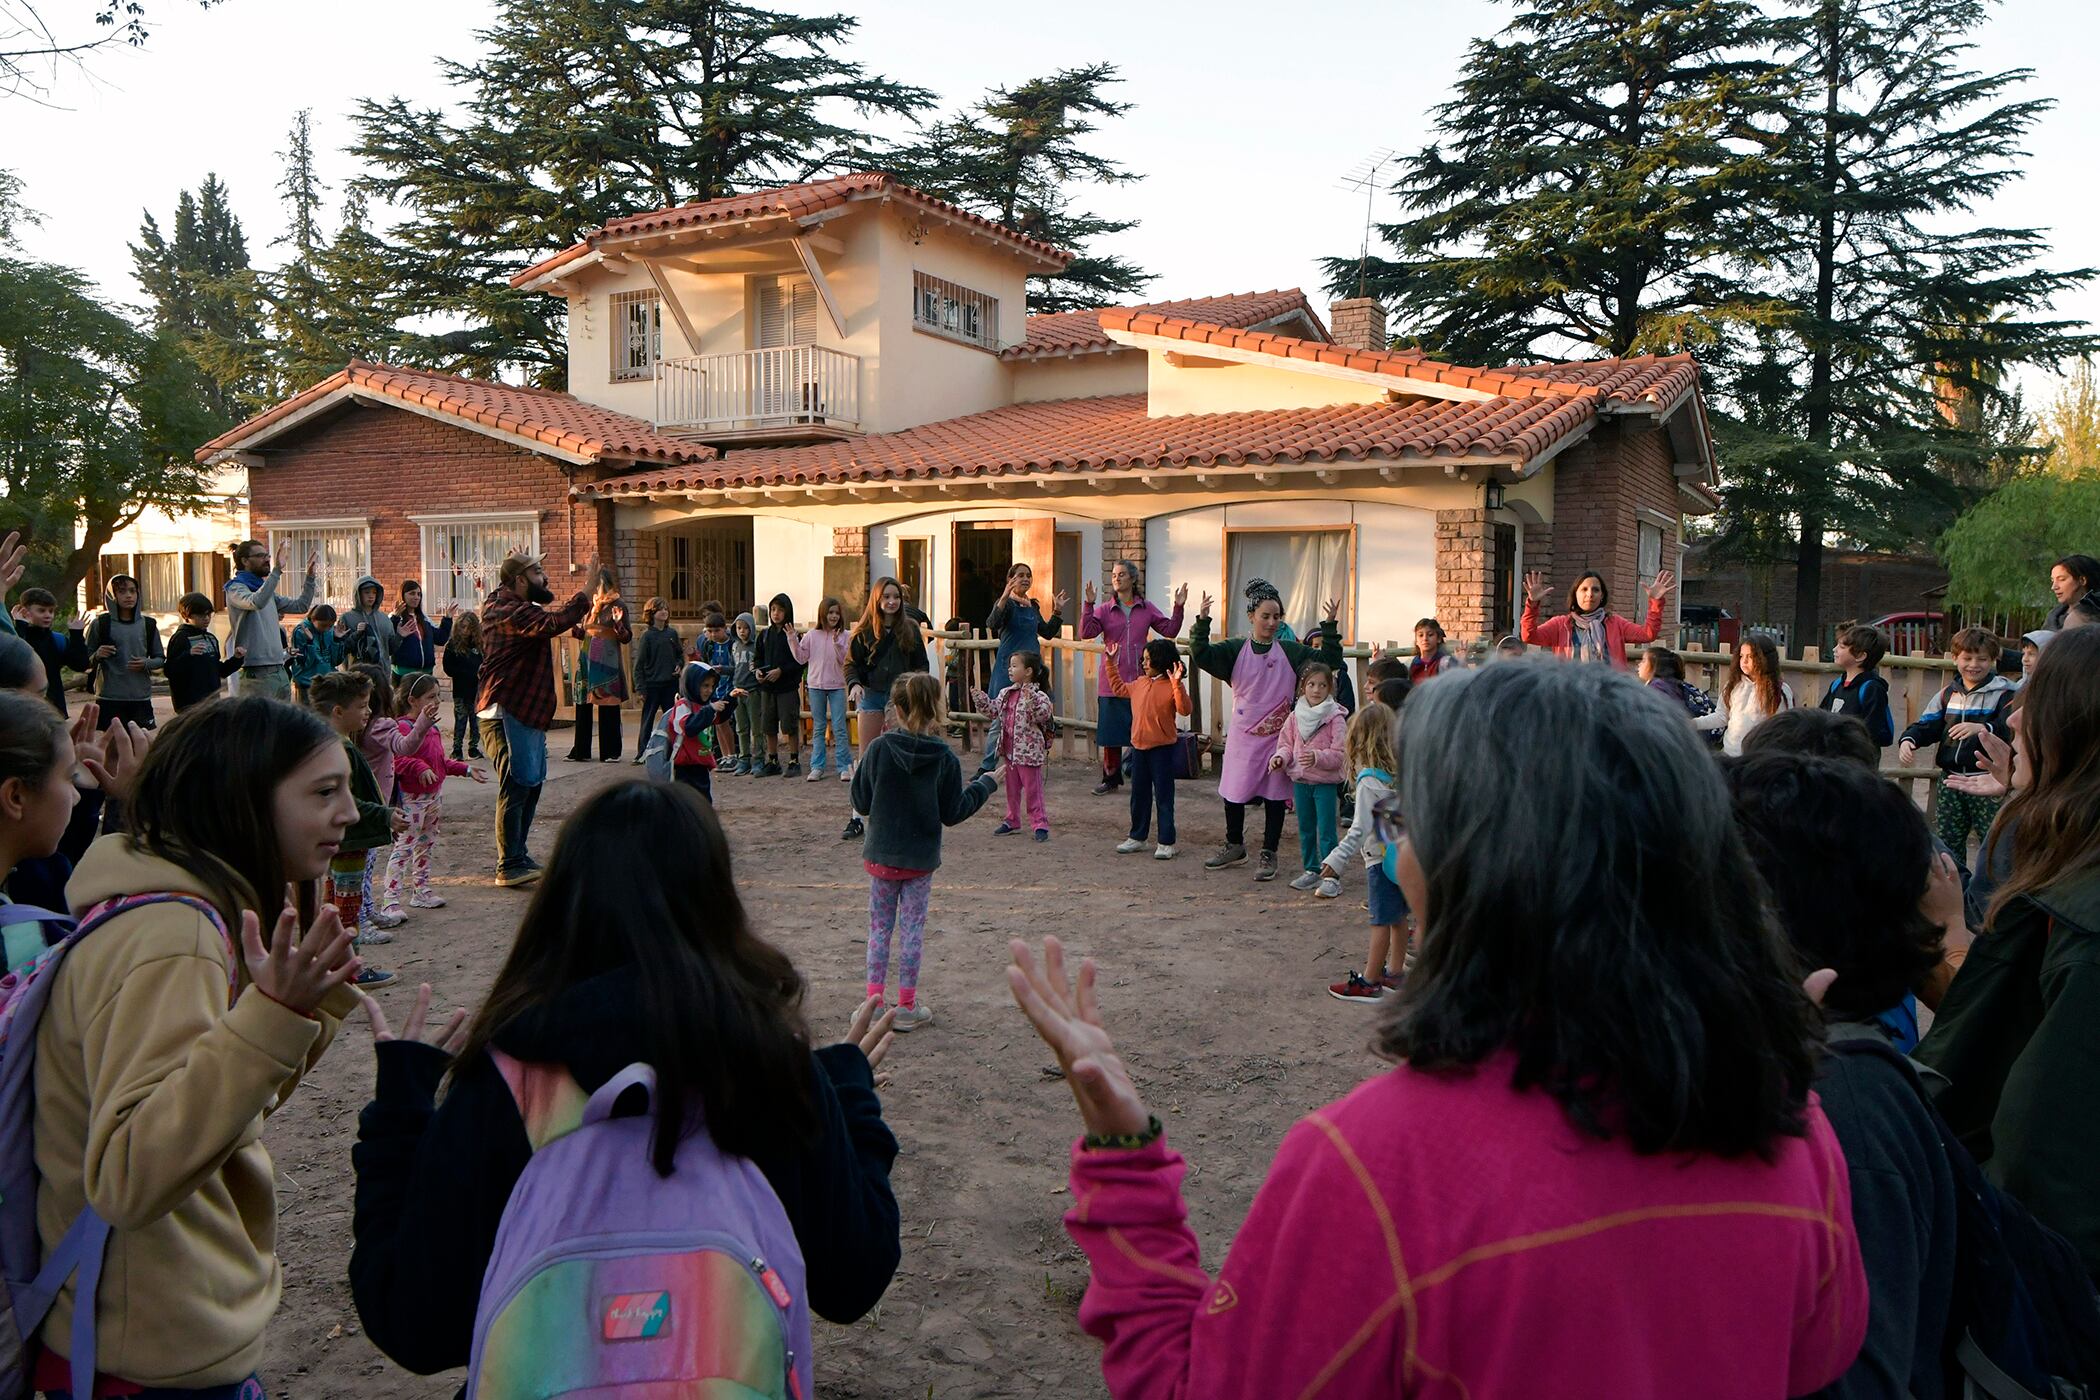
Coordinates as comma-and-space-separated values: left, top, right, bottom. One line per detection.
1520, 567, 1674, 670
1079, 560, 1186, 796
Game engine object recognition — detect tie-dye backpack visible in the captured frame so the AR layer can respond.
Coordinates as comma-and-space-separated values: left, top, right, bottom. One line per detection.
469, 1056, 812, 1400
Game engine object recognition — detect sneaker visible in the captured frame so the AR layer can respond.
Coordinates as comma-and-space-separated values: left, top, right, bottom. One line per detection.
630, 754, 646, 765
840, 764, 854, 783
1204, 843, 1247, 870
841, 816, 865, 841
892, 1004, 935, 1033
1033, 828, 1049, 842
357, 928, 395, 946
497, 866, 542, 889
355, 967, 400, 989
993, 821, 1018, 836
1328, 972, 1386, 1004
760, 760, 783, 777
1288, 870, 1321, 892
371, 907, 406, 929
1316, 877, 1343, 899
805, 767, 824, 782
1254, 851, 1279, 882
601, 756, 622, 765
724, 757, 744, 775
1379, 967, 1406, 992
785, 759, 801, 777
1115, 838, 1147, 854
408, 892, 447, 909
1091, 779, 1121, 796
1154, 844, 1177, 860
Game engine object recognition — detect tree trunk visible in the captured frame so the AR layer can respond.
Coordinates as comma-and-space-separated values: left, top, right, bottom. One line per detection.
1793, 0, 1843, 655
57, 515, 120, 617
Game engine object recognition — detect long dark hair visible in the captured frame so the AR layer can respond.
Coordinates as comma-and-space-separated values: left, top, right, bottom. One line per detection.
453, 781, 816, 1174
1380, 662, 1818, 1159
1987, 625, 2100, 926
1731, 634, 1785, 719
124, 696, 338, 936
1565, 571, 1608, 613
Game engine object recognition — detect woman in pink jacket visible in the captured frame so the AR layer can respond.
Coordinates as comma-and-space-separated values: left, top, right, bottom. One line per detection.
1269, 661, 1348, 891
1007, 658, 1867, 1400
1520, 567, 1674, 669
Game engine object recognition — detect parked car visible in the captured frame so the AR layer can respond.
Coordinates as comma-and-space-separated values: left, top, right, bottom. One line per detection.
1868, 610, 1945, 657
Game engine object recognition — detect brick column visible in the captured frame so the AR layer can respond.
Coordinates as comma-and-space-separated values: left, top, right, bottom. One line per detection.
615, 528, 660, 606
832, 525, 868, 556
1102, 519, 1147, 581
1329, 298, 1388, 352
1435, 509, 1496, 640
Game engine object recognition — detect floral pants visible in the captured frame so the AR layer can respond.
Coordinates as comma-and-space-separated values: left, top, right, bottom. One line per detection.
865, 872, 933, 1006
328, 852, 369, 938
384, 792, 442, 908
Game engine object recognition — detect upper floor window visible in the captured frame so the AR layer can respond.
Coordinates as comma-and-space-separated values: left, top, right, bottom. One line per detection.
913, 270, 998, 351
611, 290, 662, 381
754, 274, 823, 349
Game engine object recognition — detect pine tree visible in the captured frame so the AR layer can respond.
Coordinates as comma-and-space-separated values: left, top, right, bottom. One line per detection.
2036, 359, 2100, 475
889, 64, 1151, 313
131, 174, 269, 422
350, 0, 933, 386
1319, 0, 1795, 364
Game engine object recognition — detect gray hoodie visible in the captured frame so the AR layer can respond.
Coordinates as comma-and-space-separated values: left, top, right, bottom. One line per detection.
224, 563, 316, 668
342, 575, 398, 668
848, 728, 995, 873
85, 576, 164, 701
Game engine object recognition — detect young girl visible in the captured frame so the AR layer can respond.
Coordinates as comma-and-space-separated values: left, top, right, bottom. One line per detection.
356, 663, 433, 931
1321, 702, 1405, 1002
973, 650, 1055, 841
729, 610, 761, 775
793, 595, 854, 781
1721, 634, 1795, 756
843, 578, 931, 841
30, 694, 364, 1397
1102, 639, 1192, 859
566, 573, 632, 763
348, 779, 905, 1383
385, 673, 488, 911
0, 690, 83, 972
849, 672, 997, 1030
441, 609, 483, 760
1640, 644, 1726, 746
1272, 662, 1348, 890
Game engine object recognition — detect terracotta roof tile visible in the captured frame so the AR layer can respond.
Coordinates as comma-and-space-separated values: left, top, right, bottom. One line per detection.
1002, 290, 1322, 360
195, 362, 716, 468
586, 392, 1596, 496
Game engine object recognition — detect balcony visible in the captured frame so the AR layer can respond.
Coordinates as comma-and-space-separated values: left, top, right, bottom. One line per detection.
654, 344, 861, 442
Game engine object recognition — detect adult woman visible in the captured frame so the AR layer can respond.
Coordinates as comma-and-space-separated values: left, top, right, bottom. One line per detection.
1008, 660, 1865, 1398
1079, 562, 1186, 796
566, 574, 631, 763
1187, 579, 1343, 882
1720, 633, 1794, 756
1520, 567, 1674, 669
985, 563, 1066, 703
843, 577, 932, 840
31, 696, 361, 1397
2044, 553, 2099, 630
1918, 624, 2100, 1280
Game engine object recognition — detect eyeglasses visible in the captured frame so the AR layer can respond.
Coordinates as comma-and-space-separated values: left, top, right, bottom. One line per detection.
1370, 793, 1406, 849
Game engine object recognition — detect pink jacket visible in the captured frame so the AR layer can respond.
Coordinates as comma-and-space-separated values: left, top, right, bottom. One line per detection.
1065, 1055, 1866, 1400
972, 684, 1054, 768
1520, 595, 1666, 670
360, 710, 434, 798
394, 716, 470, 797
1271, 704, 1346, 785
790, 627, 851, 690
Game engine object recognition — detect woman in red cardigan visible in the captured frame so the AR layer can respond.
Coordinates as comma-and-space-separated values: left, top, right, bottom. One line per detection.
1520, 567, 1674, 669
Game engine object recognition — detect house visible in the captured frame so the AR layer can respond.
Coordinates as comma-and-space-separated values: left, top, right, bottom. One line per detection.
78, 465, 249, 624
198, 172, 1720, 653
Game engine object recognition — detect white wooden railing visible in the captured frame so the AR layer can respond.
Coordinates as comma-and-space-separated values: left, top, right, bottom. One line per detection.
654, 344, 861, 433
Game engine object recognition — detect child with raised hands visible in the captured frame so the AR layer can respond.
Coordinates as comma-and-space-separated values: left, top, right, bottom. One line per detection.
385, 672, 488, 911
312, 670, 405, 986
1271, 662, 1348, 890
354, 663, 433, 930
1320, 702, 1406, 1002
1101, 638, 1192, 859
973, 650, 1056, 841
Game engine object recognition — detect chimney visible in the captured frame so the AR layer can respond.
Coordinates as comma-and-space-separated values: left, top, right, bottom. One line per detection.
1329, 298, 1388, 353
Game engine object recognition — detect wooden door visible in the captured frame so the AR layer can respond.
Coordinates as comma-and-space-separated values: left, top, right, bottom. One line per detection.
1053, 530, 1082, 623
1011, 516, 1055, 599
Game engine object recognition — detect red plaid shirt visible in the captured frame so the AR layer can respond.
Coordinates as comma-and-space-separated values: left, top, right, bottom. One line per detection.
476, 584, 592, 730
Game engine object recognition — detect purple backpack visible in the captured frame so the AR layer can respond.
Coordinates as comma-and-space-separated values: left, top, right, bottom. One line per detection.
468, 1056, 813, 1400
0, 893, 233, 1400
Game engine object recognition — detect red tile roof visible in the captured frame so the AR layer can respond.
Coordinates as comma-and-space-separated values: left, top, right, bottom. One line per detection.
512, 173, 1072, 288
194, 362, 717, 467
587, 392, 1598, 496
1004, 290, 1325, 360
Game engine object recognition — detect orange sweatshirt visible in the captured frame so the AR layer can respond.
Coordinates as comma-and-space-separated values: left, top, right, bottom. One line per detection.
1102, 662, 1191, 750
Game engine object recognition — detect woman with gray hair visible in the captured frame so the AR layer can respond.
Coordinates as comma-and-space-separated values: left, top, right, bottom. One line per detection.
1006, 659, 1866, 1397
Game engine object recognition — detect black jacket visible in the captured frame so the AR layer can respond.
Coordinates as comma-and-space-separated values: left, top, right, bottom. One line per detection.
14, 620, 86, 713
849, 728, 994, 872
164, 623, 243, 710
846, 611, 932, 696
349, 964, 900, 1377
440, 642, 482, 699
757, 623, 805, 694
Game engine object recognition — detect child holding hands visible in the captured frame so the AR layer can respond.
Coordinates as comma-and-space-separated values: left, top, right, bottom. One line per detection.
973, 650, 1056, 840
1103, 638, 1192, 859
385, 672, 488, 910
1273, 662, 1348, 889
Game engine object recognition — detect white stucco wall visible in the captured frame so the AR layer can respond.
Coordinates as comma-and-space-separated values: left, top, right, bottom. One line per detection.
751, 515, 828, 616
1007, 351, 1147, 404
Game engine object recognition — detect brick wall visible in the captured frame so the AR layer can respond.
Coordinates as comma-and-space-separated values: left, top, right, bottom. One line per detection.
1329, 298, 1387, 353
832, 526, 868, 556
1434, 509, 1496, 638
1547, 421, 1681, 620
1103, 518, 1147, 581
249, 401, 613, 603
617, 528, 661, 605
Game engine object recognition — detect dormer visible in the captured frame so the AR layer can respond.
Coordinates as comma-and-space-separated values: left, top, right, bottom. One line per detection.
510, 173, 1071, 442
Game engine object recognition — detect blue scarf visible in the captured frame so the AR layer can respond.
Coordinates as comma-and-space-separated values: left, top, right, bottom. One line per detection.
233, 569, 269, 593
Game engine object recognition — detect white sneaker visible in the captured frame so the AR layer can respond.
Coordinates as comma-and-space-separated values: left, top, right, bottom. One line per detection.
1114, 838, 1147, 854
1316, 877, 1343, 899
371, 907, 406, 929
892, 1004, 934, 1033
408, 891, 447, 909
1288, 870, 1322, 892
840, 763, 855, 783
357, 928, 395, 946
805, 768, 824, 782
1154, 844, 1177, 860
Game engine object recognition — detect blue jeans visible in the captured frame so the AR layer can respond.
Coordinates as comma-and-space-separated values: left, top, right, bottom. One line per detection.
1294, 780, 1340, 872
481, 709, 547, 875
1128, 744, 1177, 846
809, 687, 853, 773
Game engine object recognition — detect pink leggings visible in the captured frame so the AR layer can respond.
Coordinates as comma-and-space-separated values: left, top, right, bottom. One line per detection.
1005, 763, 1048, 832
866, 872, 932, 1005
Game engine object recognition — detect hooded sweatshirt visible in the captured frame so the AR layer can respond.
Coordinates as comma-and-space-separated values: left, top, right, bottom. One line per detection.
633, 619, 685, 688
33, 835, 359, 1388
342, 576, 399, 668
849, 728, 996, 872
389, 597, 452, 674
165, 621, 243, 710
224, 563, 315, 669
85, 576, 164, 702
730, 613, 761, 692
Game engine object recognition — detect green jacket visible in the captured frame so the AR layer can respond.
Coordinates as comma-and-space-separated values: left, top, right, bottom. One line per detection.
1186, 614, 1343, 686
341, 738, 395, 854
1915, 863, 2100, 1281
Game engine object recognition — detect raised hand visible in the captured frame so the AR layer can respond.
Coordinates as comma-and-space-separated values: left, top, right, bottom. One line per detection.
79, 719, 150, 799
1646, 568, 1676, 602
1172, 581, 1188, 610
243, 900, 359, 1016
843, 995, 897, 1075
1976, 728, 2013, 787
0, 530, 27, 596
305, 549, 320, 576
1053, 589, 1070, 615
1197, 591, 1214, 620
1007, 937, 1150, 1139
1084, 581, 1097, 608
362, 981, 469, 1052
1321, 597, 1341, 622
1524, 570, 1547, 605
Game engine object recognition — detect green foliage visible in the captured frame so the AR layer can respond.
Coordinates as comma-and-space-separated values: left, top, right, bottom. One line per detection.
267, 116, 401, 390
131, 173, 271, 421
350, 0, 933, 386
1940, 474, 2100, 611
2036, 358, 2100, 475
889, 64, 1151, 313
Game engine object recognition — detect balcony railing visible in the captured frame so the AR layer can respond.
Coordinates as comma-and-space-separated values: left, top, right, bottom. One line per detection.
654, 344, 861, 435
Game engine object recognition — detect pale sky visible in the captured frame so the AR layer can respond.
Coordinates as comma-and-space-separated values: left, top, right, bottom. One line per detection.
9, 0, 2099, 395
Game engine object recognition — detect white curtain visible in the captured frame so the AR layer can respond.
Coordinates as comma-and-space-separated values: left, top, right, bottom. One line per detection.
1226, 531, 1349, 637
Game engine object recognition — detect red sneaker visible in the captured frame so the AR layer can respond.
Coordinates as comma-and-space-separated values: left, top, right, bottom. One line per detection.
1327, 972, 1386, 1004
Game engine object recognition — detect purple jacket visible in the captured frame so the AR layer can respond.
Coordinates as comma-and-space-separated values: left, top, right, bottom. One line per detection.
1081, 598, 1185, 683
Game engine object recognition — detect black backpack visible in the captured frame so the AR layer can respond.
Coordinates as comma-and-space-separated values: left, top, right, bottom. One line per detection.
1828, 1039, 2100, 1398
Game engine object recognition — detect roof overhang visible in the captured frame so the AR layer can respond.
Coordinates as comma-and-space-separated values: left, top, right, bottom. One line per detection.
1105, 325, 1498, 403
201, 383, 600, 468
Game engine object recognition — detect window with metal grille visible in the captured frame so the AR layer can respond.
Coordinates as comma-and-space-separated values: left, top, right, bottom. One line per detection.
1637, 520, 1666, 595
754, 274, 823, 348
265, 521, 370, 610
417, 514, 541, 615
611, 290, 662, 381
912, 270, 998, 351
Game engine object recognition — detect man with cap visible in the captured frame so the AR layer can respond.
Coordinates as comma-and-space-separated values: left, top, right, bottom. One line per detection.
478, 550, 594, 886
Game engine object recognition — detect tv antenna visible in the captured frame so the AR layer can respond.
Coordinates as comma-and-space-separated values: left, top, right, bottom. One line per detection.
1337, 149, 1397, 298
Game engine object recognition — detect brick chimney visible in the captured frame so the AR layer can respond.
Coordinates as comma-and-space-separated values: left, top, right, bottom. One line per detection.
1329, 298, 1388, 353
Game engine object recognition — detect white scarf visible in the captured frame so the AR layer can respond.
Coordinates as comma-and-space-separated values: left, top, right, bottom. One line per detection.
1294, 695, 1341, 739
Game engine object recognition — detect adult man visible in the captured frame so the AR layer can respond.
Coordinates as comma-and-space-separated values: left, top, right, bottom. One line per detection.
224, 539, 318, 700
478, 551, 593, 886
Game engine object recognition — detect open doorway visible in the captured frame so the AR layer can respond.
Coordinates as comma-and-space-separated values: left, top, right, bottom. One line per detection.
896, 537, 931, 620
953, 522, 1011, 629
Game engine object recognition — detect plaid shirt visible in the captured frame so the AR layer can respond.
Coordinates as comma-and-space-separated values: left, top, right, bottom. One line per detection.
476, 584, 592, 730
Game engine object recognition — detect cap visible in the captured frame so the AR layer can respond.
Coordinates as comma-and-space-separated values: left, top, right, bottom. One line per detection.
497, 551, 545, 585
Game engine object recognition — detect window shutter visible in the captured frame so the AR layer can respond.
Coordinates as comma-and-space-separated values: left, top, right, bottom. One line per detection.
755, 275, 819, 348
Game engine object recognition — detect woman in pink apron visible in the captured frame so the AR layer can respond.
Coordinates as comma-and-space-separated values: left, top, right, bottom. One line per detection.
1187, 579, 1344, 881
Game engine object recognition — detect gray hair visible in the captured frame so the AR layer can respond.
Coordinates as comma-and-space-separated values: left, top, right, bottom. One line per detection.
1111, 558, 1144, 598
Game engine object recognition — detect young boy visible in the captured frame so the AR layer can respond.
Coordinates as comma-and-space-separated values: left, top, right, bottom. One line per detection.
1408, 618, 1459, 682
83, 574, 164, 729
1819, 623, 1894, 748
2015, 629, 2053, 686
288, 602, 346, 708
310, 670, 402, 988
694, 610, 737, 762
165, 592, 246, 711
1898, 626, 2016, 878
10, 586, 86, 713
632, 597, 684, 765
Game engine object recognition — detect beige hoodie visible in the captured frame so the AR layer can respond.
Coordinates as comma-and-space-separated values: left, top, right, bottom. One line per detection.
33, 834, 358, 1387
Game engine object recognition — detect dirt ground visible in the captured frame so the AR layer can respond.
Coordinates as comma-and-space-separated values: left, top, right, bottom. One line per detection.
267, 741, 1387, 1398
